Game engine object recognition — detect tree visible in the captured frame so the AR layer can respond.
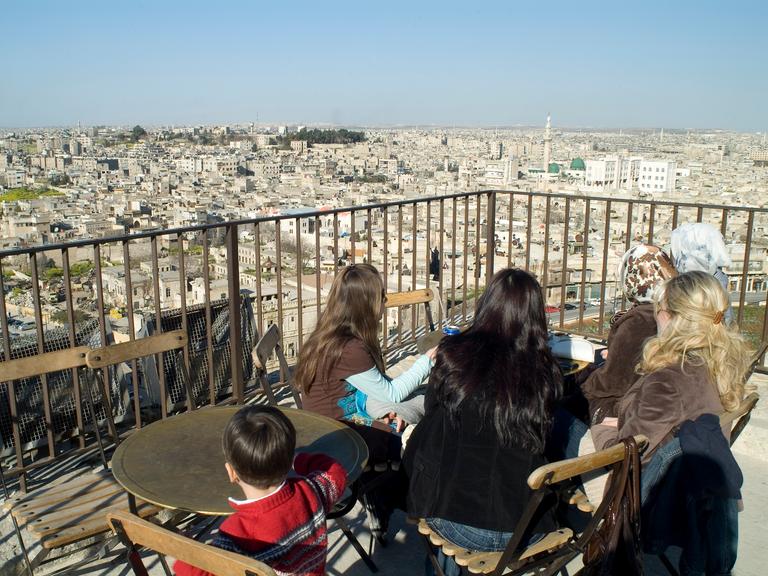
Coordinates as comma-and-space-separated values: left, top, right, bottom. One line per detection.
131, 125, 147, 142
280, 233, 316, 272
49, 173, 71, 186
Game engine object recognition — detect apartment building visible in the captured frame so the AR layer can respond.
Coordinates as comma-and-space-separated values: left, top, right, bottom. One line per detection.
638, 160, 677, 194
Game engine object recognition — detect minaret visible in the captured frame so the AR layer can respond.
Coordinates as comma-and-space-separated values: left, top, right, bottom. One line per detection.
543, 113, 552, 170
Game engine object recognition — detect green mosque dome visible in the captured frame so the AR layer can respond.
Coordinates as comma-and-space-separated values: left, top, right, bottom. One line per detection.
548, 162, 560, 174
570, 157, 586, 171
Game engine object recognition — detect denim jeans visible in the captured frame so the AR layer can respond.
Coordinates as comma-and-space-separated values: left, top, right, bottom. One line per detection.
641, 437, 682, 504
548, 407, 589, 462
425, 518, 518, 576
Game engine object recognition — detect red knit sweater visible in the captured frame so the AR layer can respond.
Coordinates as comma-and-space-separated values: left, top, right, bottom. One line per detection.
174, 453, 346, 576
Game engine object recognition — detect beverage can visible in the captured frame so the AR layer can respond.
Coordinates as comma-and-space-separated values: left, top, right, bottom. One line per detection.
442, 325, 461, 336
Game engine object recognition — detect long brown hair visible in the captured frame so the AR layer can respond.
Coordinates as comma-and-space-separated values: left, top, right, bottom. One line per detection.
295, 263, 386, 395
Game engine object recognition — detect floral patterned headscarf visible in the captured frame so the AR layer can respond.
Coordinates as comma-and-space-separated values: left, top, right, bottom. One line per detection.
670, 223, 731, 275
619, 244, 677, 304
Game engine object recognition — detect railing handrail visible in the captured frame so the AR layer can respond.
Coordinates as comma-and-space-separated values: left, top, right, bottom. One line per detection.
4, 188, 766, 258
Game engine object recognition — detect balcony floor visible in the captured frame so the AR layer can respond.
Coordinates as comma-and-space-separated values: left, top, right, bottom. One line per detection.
2, 372, 767, 576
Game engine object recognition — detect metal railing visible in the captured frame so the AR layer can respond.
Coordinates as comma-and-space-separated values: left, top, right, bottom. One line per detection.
1, 189, 767, 465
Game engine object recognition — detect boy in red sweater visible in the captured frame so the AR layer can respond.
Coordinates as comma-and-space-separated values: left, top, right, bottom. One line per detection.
174, 406, 347, 576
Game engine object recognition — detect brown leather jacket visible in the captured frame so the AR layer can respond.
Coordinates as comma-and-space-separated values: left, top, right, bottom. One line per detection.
617, 361, 723, 460
581, 303, 657, 423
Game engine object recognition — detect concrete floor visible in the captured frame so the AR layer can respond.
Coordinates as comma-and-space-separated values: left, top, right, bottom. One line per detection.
2, 373, 767, 575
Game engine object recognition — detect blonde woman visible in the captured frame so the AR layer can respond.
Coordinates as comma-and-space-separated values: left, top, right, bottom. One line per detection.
604, 270, 752, 459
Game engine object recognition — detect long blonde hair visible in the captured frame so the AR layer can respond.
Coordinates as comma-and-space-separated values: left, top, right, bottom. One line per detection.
638, 271, 752, 411
295, 263, 386, 395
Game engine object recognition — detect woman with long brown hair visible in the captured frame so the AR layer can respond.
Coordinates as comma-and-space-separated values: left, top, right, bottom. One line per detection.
296, 263, 435, 459
296, 263, 436, 542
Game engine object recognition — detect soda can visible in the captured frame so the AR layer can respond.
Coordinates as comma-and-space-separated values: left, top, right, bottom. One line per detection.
442, 325, 461, 336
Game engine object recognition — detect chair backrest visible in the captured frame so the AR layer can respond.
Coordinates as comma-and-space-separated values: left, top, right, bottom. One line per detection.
252, 324, 302, 408
107, 510, 276, 576
85, 330, 188, 369
0, 346, 96, 490
385, 288, 436, 336
747, 341, 768, 378
720, 391, 759, 447
527, 434, 649, 490
86, 330, 193, 419
0, 346, 89, 384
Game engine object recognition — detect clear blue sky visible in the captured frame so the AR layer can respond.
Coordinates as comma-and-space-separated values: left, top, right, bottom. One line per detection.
2, 0, 766, 131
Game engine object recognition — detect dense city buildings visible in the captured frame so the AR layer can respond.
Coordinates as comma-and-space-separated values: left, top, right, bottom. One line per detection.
1, 119, 767, 355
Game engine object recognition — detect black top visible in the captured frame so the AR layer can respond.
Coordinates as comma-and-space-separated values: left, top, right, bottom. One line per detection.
403, 376, 556, 533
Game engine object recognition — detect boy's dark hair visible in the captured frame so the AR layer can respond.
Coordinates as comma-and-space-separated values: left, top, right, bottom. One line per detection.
223, 406, 296, 489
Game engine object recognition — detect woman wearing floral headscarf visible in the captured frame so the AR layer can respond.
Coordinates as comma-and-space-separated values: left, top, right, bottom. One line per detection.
670, 222, 733, 324
581, 244, 676, 449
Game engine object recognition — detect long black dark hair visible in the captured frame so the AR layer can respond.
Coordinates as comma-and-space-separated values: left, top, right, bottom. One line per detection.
431, 268, 562, 453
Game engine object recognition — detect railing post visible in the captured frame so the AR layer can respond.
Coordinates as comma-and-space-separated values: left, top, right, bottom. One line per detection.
485, 191, 496, 284
226, 224, 244, 403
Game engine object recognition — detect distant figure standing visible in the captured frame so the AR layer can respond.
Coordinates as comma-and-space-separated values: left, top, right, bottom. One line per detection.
429, 247, 441, 281
670, 222, 733, 324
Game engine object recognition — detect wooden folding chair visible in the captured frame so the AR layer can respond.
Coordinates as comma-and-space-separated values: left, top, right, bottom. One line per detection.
720, 391, 760, 447
86, 329, 196, 419
250, 323, 302, 408
385, 288, 436, 332
107, 509, 276, 576
0, 347, 159, 575
417, 435, 649, 576
384, 288, 437, 355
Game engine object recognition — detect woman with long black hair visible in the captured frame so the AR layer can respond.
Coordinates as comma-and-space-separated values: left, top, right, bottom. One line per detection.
404, 268, 562, 572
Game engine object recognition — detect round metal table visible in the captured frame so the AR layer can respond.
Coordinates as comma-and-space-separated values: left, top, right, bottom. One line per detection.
112, 406, 368, 515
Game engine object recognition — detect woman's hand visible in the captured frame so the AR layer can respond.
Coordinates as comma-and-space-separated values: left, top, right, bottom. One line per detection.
426, 346, 438, 361
384, 411, 408, 432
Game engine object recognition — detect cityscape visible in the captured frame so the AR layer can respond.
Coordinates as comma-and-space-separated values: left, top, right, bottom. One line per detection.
1, 120, 767, 347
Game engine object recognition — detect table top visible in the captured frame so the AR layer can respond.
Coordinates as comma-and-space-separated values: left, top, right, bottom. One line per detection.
112, 406, 368, 515
557, 358, 591, 377
416, 328, 592, 377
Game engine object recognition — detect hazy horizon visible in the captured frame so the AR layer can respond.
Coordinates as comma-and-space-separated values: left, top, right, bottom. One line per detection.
3, 0, 767, 132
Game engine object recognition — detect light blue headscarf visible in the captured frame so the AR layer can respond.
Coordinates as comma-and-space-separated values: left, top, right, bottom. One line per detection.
671, 222, 733, 324
670, 223, 731, 275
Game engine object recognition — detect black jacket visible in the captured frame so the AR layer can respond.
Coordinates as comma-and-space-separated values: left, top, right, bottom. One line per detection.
643, 414, 742, 575
403, 380, 556, 534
